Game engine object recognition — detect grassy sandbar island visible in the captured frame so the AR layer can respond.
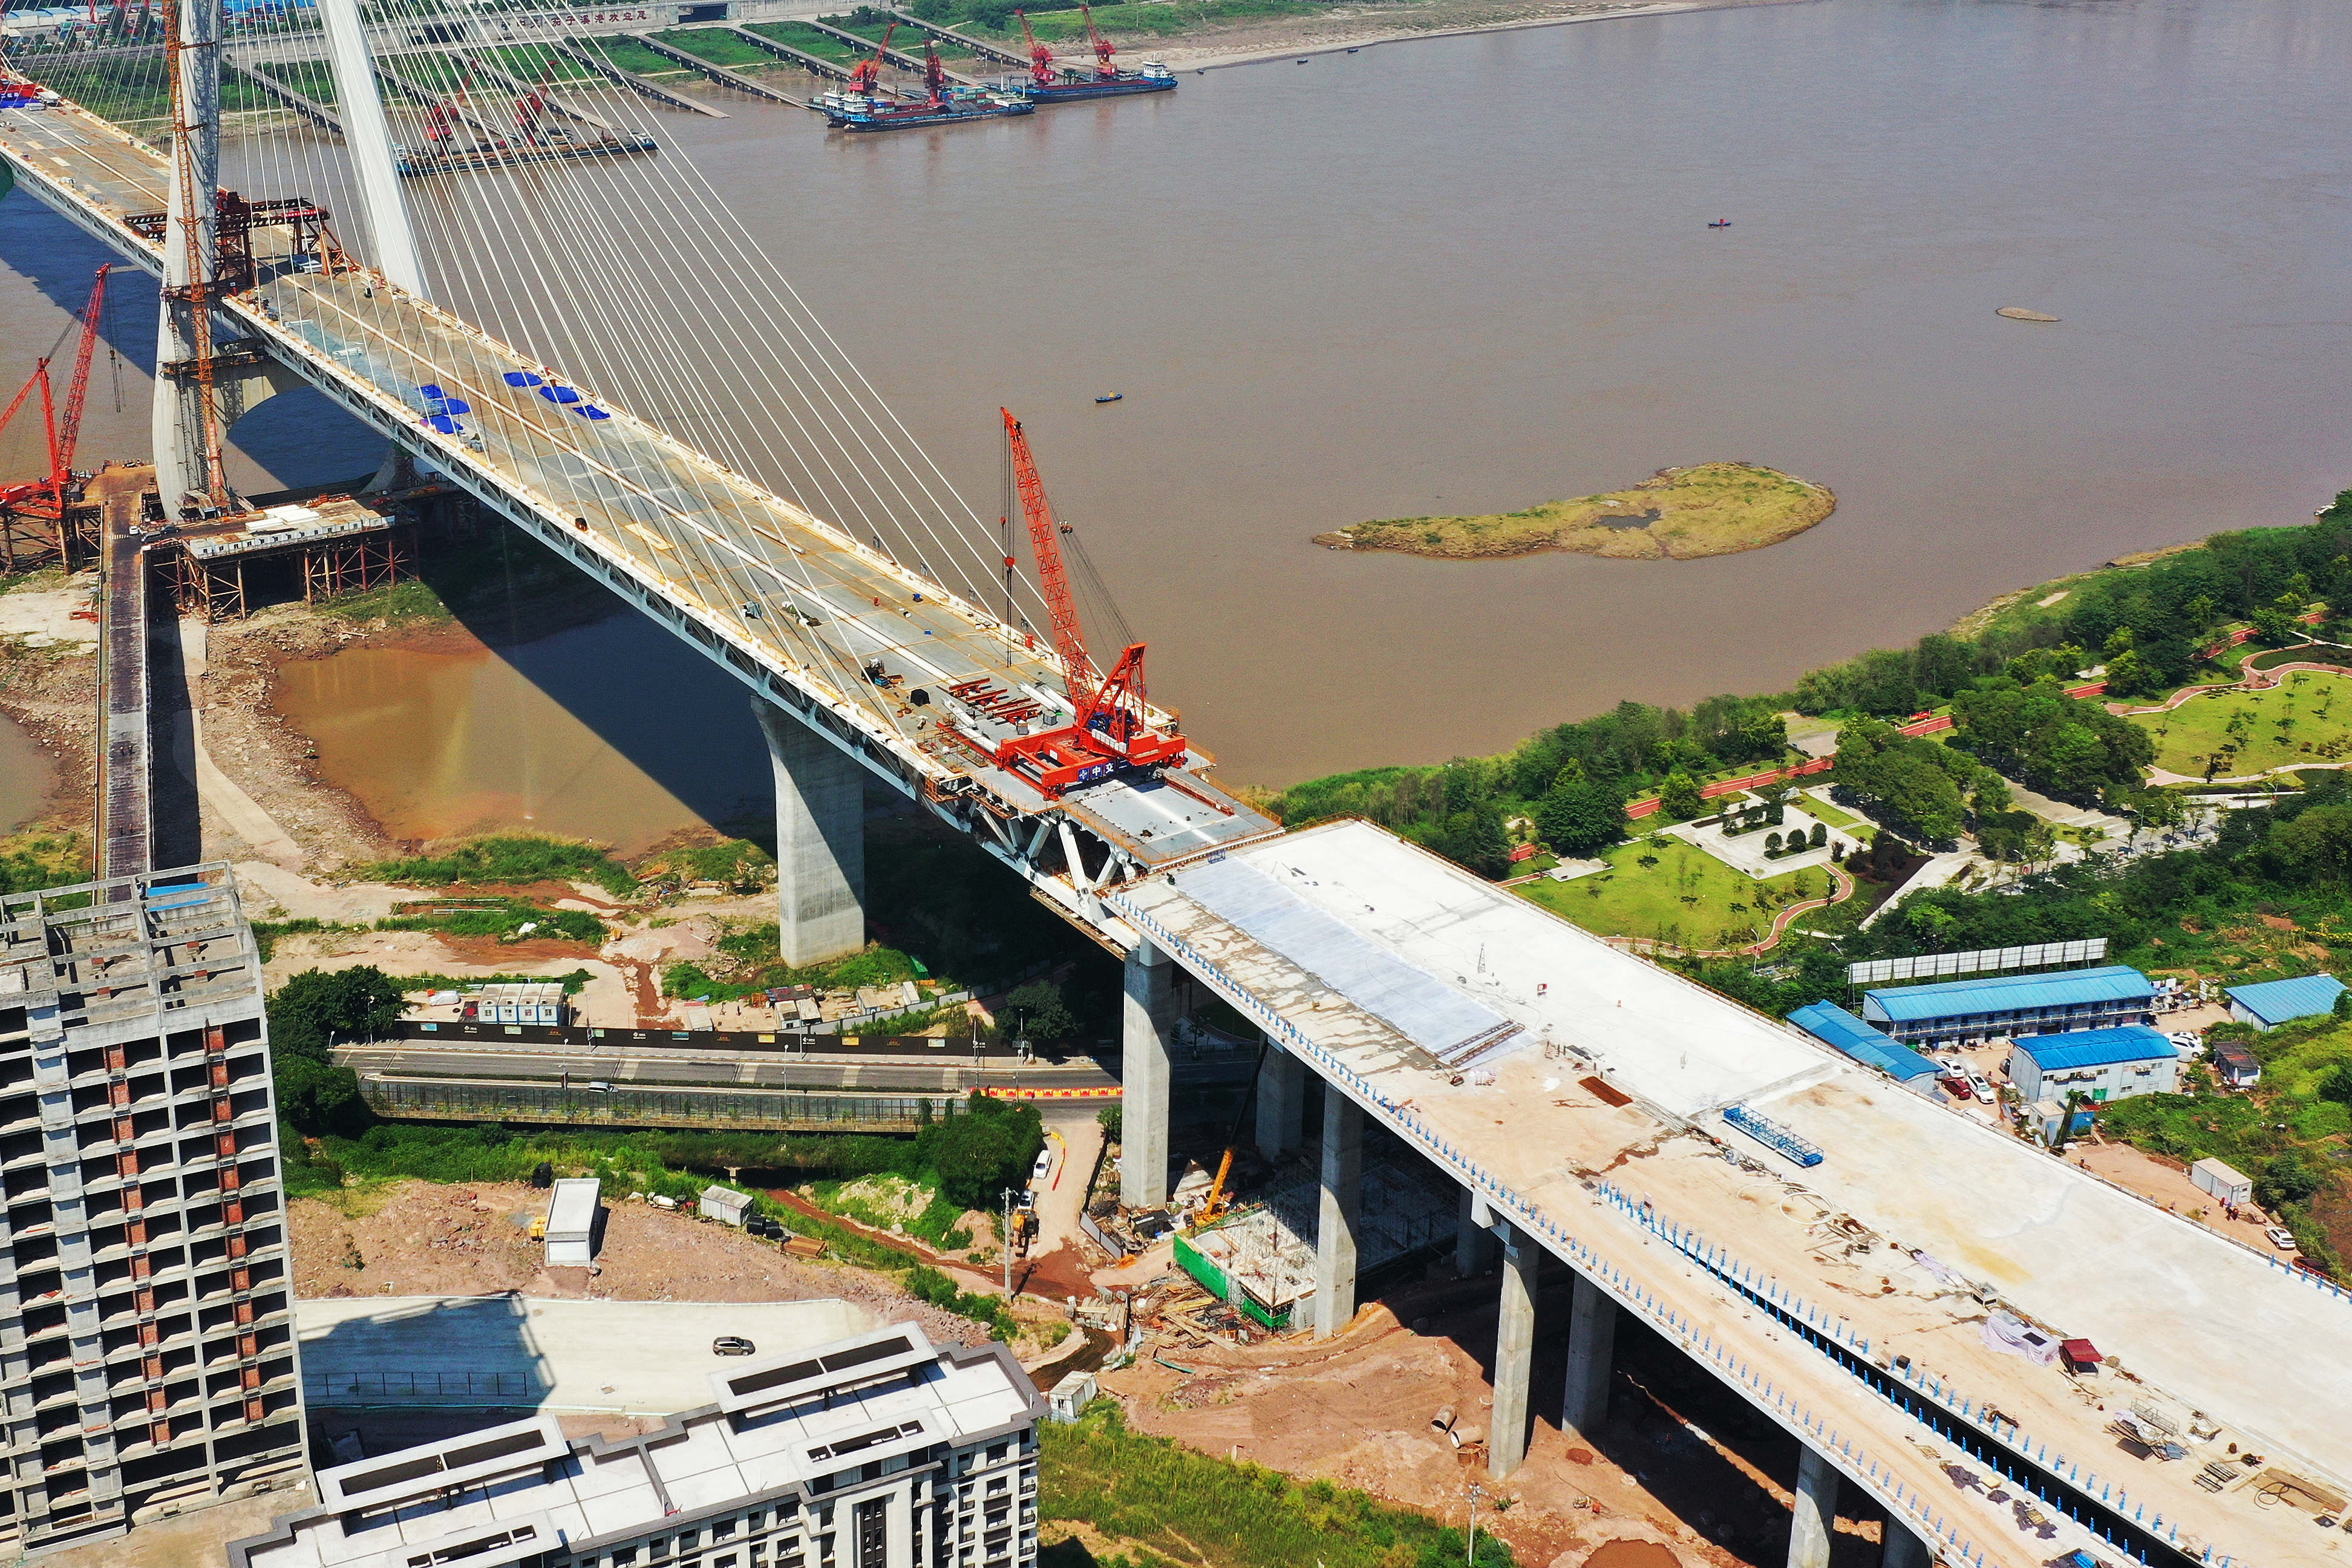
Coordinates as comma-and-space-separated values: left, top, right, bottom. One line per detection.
1318, 460, 1835, 561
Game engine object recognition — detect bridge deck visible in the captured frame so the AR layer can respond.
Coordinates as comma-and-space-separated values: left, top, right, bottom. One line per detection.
0, 95, 1270, 876
1118, 820, 2352, 1568
95, 468, 151, 881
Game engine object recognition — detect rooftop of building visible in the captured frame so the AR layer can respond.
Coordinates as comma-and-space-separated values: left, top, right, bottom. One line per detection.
1862, 963, 2153, 1022
233, 1322, 1040, 1568
2005, 1024, 2179, 1072
1787, 1001, 1939, 1081
2223, 971, 2345, 1025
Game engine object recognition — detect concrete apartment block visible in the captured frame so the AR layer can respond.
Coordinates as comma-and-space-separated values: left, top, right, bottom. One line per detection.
232, 1321, 1045, 1568
0, 865, 307, 1557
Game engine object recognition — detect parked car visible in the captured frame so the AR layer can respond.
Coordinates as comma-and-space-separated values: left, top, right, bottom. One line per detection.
713, 1335, 757, 1356
1964, 1070, 1996, 1105
1031, 1147, 1054, 1183
2267, 1227, 2298, 1252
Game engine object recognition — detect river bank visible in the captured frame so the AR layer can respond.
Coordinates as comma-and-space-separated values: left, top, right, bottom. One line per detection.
1149, 0, 1790, 71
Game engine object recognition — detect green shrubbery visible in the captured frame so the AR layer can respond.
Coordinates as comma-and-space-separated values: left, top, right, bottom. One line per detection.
365, 834, 637, 897
1040, 1402, 1515, 1568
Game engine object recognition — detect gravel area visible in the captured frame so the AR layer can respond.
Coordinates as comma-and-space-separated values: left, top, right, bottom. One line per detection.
291, 1180, 992, 1348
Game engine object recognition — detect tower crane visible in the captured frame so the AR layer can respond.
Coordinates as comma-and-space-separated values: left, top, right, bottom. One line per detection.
974, 409, 1186, 797
1014, 10, 1057, 88
849, 21, 899, 99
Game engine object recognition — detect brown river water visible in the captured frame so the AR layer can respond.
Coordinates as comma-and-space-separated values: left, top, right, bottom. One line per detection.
7, 0, 2352, 851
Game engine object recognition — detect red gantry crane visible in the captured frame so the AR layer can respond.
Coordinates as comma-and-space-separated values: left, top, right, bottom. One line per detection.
1079, 2, 1117, 77
979, 408, 1186, 797
849, 19, 899, 99
1015, 10, 1056, 88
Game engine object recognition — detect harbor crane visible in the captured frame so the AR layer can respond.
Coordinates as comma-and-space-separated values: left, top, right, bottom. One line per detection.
1080, 2, 1117, 77
849, 21, 900, 98
0, 264, 111, 517
1015, 10, 1057, 87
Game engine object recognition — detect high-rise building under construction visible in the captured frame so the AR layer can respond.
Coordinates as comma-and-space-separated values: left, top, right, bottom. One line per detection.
0, 866, 306, 1556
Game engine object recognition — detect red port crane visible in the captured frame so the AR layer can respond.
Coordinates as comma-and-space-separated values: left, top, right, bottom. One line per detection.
0, 264, 109, 515
1079, 2, 1117, 77
980, 408, 1186, 797
849, 20, 898, 98
1015, 10, 1056, 88
514, 64, 555, 143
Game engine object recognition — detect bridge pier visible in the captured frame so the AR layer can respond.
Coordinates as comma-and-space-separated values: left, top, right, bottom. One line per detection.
1879, 1524, 1930, 1568
1253, 1040, 1305, 1160
1789, 1445, 1838, 1568
152, 0, 223, 518
1312, 1089, 1361, 1339
1563, 1270, 1617, 1436
1454, 1189, 1497, 1277
754, 699, 866, 967
1489, 1223, 1540, 1478
1119, 941, 1177, 1209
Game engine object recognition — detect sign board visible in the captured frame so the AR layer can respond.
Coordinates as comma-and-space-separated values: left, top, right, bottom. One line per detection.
1848, 937, 2106, 987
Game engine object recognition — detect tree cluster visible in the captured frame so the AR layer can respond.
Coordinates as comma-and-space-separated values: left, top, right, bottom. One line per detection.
269, 967, 404, 1138
1949, 676, 2157, 806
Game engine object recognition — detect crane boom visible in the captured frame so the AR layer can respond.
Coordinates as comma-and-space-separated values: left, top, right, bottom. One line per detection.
55, 263, 110, 477
1003, 407, 1099, 712
1015, 8, 1054, 86
1080, 2, 1115, 76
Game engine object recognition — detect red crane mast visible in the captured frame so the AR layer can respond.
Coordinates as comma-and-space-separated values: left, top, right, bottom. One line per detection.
982, 408, 1185, 797
55, 264, 111, 478
850, 20, 898, 97
1, 264, 109, 514
1015, 10, 1056, 87
1079, 2, 1116, 77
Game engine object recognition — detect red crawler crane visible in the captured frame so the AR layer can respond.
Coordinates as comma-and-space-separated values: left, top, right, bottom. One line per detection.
849, 20, 898, 98
0, 264, 110, 516
1015, 10, 1056, 88
979, 408, 1186, 797
1079, 2, 1117, 78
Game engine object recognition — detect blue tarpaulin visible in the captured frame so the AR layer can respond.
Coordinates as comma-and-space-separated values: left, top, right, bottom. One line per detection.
575, 405, 611, 420
426, 414, 464, 435
538, 385, 583, 404
426, 396, 471, 416
503, 371, 543, 387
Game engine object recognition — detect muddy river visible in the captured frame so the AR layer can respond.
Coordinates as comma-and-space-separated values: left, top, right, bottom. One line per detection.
7, 0, 2350, 851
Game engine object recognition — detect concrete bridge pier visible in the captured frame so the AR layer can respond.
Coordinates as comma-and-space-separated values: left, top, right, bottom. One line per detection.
1489, 1223, 1540, 1477
1562, 1270, 1617, 1436
1454, 1189, 1497, 1277
1119, 941, 1177, 1208
754, 699, 866, 967
1254, 1040, 1305, 1160
1788, 1445, 1838, 1568
1312, 1090, 1361, 1339
1879, 1524, 1930, 1568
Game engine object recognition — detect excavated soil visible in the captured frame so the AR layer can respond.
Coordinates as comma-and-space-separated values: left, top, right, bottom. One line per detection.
289, 1179, 992, 1348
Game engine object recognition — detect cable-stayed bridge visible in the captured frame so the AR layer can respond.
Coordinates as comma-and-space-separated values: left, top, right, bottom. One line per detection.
4, 15, 2349, 1568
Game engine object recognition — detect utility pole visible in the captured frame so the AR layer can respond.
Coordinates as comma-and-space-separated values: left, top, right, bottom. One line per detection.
1001, 1187, 1016, 1299
1466, 1483, 1485, 1567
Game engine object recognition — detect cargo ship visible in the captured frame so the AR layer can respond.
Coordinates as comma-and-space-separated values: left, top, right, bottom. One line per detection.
819, 87, 1035, 131
823, 27, 1036, 131
1013, 7, 1177, 103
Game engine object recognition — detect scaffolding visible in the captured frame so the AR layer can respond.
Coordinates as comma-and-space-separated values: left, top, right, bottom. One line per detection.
162, 493, 411, 621
1179, 1155, 1460, 1328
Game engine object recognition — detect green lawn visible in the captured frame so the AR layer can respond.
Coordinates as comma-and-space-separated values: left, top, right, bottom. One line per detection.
585, 36, 696, 76
483, 45, 602, 83
255, 59, 339, 105
1792, 791, 1873, 837
2131, 671, 2352, 778
1514, 835, 1831, 952
750, 21, 862, 62
656, 28, 783, 68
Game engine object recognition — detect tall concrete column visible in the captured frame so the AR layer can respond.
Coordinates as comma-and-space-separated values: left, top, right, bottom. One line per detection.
754, 699, 865, 967
152, 0, 223, 517
1788, 1445, 1838, 1568
1563, 1270, 1616, 1435
1454, 1187, 1497, 1277
316, 0, 426, 294
1488, 1224, 1540, 1478
1118, 941, 1177, 1209
1312, 1089, 1361, 1339
1253, 1040, 1305, 1160
1880, 1522, 1930, 1568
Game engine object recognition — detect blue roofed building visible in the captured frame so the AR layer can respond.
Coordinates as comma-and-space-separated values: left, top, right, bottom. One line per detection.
1788, 1001, 1941, 1097
1859, 964, 2154, 1047
2224, 973, 2345, 1031
2004, 1025, 2179, 1105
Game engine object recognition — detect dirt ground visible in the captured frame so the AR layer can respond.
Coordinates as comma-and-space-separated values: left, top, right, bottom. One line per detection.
1097, 1270, 1901, 1568
0, 619, 98, 844
2071, 1140, 2298, 1255
1137, 0, 1790, 71
290, 1179, 995, 1348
